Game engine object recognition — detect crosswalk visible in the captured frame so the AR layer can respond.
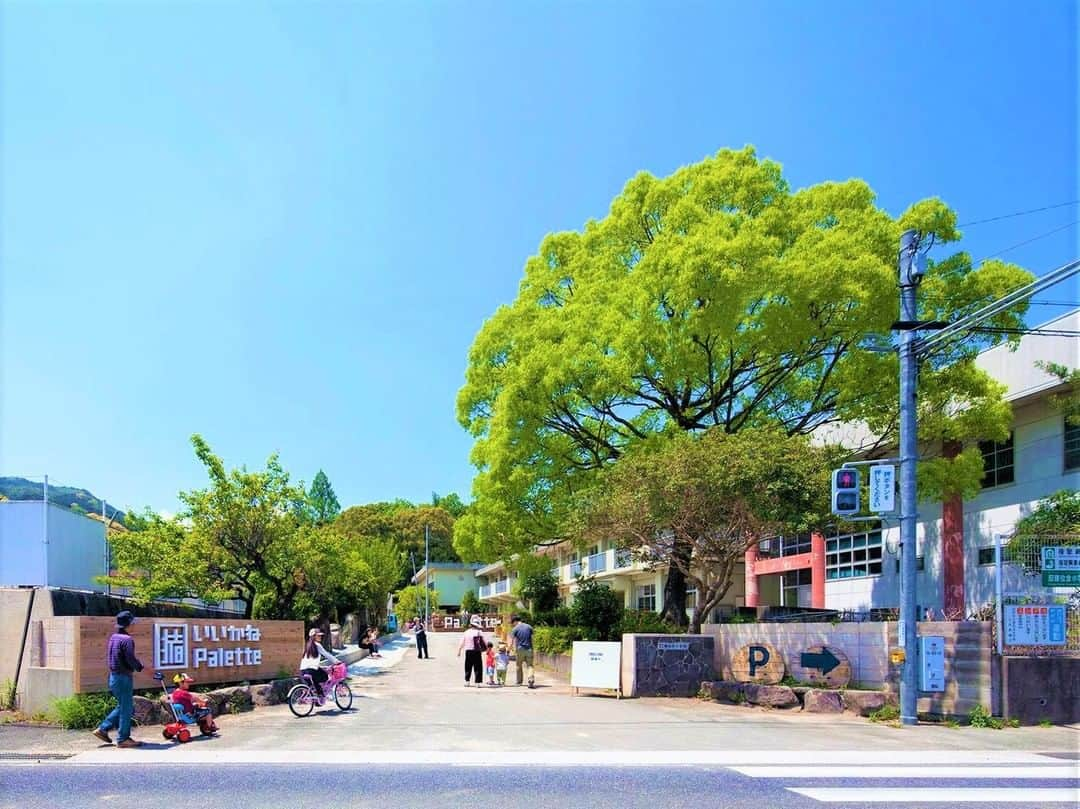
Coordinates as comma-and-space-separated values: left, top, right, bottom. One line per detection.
731, 751, 1079, 804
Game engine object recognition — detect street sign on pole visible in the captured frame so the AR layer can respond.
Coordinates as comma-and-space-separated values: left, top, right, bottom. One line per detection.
1041, 546, 1080, 587
868, 465, 896, 513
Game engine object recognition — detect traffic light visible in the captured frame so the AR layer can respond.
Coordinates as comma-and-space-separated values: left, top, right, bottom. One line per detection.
832, 468, 860, 516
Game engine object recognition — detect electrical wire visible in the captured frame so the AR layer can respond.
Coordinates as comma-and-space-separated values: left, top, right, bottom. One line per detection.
977, 219, 1080, 264
957, 200, 1080, 228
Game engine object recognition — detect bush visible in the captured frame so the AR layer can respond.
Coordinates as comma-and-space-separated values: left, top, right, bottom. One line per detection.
616, 610, 682, 636
51, 693, 116, 729
534, 607, 572, 627
968, 704, 1004, 729
519, 569, 560, 613
533, 626, 585, 655
0, 679, 16, 711
569, 577, 623, 641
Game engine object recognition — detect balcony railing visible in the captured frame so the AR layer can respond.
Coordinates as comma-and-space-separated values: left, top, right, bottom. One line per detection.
587, 552, 607, 573
494, 578, 509, 595
615, 549, 632, 569
479, 584, 491, 598
569, 561, 583, 578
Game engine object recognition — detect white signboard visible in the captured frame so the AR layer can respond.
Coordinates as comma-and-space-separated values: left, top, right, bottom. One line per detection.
868, 465, 896, 513
1003, 605, 1067, 646
570, 641, 622, 693
919, 635, 945, 692
153, 621, 264, 670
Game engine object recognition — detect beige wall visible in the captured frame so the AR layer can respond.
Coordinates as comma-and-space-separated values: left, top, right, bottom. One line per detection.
701, 620, 994, 715
0, 587, 58, 709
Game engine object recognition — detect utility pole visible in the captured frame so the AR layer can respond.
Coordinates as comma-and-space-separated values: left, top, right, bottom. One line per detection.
896, 230, 924, 727
424, 524, 430, 626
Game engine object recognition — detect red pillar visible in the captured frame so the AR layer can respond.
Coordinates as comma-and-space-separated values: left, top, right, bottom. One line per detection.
942, 440, 965, 619
744, 543, 759, 608
810, 531, 826, 609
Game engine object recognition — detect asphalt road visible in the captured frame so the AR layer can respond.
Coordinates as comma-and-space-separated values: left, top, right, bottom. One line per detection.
1, 762, 1077, 809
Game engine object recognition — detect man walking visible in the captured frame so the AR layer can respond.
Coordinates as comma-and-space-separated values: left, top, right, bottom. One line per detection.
92, 610, 144, 748
509, 614, 535, 688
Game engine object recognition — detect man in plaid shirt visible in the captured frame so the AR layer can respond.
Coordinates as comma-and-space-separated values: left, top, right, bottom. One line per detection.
92, 610, 144, 748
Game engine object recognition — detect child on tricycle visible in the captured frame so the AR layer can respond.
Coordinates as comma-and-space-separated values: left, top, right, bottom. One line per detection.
155, 671, 218, 742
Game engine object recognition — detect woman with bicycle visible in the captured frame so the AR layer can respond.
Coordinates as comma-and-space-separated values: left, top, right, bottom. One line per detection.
300, 627, 341, 690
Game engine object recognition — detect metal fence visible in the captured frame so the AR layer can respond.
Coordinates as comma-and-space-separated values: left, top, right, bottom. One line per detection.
996, 532, 1079, 657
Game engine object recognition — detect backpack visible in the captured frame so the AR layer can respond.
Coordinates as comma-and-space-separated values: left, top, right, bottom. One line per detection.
472, 631, 486, 652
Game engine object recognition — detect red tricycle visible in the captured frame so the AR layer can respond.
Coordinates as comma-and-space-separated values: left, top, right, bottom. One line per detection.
153, 671, 217, 743
288, 662, 353, 717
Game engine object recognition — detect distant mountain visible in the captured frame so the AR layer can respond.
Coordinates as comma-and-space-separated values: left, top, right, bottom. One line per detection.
0, 476, 125, 523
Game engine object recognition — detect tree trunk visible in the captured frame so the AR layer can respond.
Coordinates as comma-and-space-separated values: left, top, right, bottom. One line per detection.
659, 537, 692, 627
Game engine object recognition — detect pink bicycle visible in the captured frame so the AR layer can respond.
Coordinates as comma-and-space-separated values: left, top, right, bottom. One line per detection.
288, 662, 353, 716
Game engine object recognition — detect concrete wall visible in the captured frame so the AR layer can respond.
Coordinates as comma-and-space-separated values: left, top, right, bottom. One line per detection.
701, 621, 994, 716
425, 565, 482, 608
1001, 656, 1080, 725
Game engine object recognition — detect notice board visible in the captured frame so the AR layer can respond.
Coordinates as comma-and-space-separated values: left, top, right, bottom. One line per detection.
570, 641, 622, 695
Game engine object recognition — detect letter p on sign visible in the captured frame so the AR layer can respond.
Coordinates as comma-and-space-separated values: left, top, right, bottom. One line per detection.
748, 645, 769, 677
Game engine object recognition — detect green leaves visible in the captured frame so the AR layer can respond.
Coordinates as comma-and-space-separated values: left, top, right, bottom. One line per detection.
457, 147, 1034, 564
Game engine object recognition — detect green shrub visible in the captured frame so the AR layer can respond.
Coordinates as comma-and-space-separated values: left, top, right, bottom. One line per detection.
533, 626, 584, 655
534, 607, 572, 627
0, 679, 17, 711
968, 704, 1004, 729
869, 704, 900, 723
51, 693, 116, 729
616, 610, 682, 636
518, 569, 560, 613
1038, 718, 1053, 728
569, 577, 623, 641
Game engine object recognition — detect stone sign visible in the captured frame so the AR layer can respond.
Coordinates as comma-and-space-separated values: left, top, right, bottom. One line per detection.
791, 644, 851, 688
730, 642, 785, 684
622, 634, 715, 697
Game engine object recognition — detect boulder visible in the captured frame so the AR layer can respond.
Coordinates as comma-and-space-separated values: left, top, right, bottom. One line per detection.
205, 686, 253, 716
250, 684, 276, 707
744, 684, 799, 708
804, 689, 844, 713
132, 695, 169, 725
842, 690, 887, 717
700, 681, 749, 704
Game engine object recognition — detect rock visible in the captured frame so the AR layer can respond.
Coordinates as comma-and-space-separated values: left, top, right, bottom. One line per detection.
250, 684, 275, 707
843, 690, 887, 717
744, 684, 799, 708
205, 686, 253, 716
804, 689, 844, 713
132, 695, 166, 726
700, 681, 750, 704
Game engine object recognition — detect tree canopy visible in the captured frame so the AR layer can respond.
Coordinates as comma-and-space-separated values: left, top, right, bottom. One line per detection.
455, 147, 1032, 575
307, 470, 341, 524
578, 427, 834, 631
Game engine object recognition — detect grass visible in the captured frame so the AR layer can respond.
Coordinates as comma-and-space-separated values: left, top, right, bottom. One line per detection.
0, 679, 16, 711
868, 704, 900, 724
1038, 719, 1054, 728
50, 693, 116, 730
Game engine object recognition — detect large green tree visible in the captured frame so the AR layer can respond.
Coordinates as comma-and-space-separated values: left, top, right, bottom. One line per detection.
307, 470, 341, 525
336, 500, 461, 570
578, 427, 834, 631
456, 147, 1031, 617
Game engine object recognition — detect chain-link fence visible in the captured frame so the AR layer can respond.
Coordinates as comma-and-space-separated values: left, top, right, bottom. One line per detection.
997, 533, 1079, 657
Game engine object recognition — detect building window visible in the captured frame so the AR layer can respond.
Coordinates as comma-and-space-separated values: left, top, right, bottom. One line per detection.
686, 588, 698, 609
977, 547, 996, 566
636, 583, 656, 612
1065, 421, 1080, 471
894, 556, 926, 574
979, 433, 1014, 488
781, 569, 812, 606
826, 527, 884, 580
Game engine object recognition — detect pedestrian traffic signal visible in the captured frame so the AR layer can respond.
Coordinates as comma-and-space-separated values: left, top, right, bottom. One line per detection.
832, 468, 860, 516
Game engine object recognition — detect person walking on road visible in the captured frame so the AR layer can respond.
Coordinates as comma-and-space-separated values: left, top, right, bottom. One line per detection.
509, 614, 535, 688
92, 610, 144, 748
411, 616, 429, 659
457, 614, 486, 686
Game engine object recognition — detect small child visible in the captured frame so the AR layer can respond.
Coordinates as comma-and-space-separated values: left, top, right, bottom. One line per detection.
484, 641, 496, 686
495, 643, 510, 687
170, 673, 218, 735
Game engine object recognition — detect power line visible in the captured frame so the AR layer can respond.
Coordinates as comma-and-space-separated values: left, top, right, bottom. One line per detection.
970, 326, 1080, 338
958, 200, 1079, 228
1028, 300, 1080, 307
978, 219, 1080, 264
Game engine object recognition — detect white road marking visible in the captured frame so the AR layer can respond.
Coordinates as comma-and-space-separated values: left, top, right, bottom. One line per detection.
62, 749, 1066, 766
734, 765, 1079, 779
788, 787, 1079, 803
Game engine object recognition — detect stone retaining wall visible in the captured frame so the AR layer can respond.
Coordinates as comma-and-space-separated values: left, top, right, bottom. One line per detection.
700, 680, 894, 716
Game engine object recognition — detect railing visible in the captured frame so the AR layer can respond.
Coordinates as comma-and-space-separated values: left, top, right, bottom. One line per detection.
494, 578, 509, 595
615, 549, 632, 569
587, 552, 607, 573
478, 584, 491, 598
570, 561, 583, 578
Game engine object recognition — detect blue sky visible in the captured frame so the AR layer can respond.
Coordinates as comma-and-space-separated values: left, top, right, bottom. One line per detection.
1, 1, 1077, 514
